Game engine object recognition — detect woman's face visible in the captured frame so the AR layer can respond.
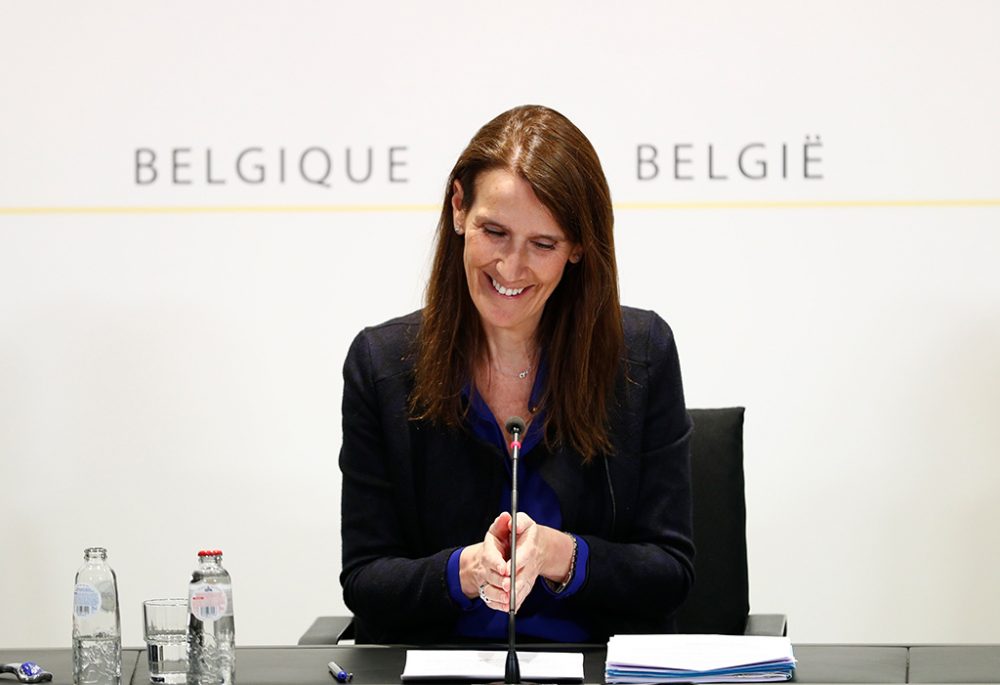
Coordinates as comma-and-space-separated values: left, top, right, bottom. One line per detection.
453, 168, 581, 340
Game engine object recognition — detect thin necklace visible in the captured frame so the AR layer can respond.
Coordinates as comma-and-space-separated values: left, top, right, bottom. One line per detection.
491, 356, 534, 381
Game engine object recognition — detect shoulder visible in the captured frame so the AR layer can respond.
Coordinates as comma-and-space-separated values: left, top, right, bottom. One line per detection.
345, 310, 422, 383
621, 305, 679, 368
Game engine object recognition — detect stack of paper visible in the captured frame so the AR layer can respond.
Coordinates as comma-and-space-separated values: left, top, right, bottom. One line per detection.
605, 634, 796, 683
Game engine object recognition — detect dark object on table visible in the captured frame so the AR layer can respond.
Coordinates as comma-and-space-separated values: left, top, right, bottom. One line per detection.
0, 662, 53, 683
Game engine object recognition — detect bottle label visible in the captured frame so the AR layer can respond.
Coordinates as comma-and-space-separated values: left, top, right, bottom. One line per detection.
189, 583, 232, 621
73, 583, 101, 618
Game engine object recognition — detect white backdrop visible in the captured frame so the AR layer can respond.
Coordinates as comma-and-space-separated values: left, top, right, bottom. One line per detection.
2, 1, 999, 648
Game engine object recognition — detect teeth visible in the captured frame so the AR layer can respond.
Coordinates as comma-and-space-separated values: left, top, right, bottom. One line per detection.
491, 277, 524, 297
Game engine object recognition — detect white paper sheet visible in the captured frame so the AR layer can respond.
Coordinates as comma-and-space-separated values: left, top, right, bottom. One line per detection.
402, 649, 584, 682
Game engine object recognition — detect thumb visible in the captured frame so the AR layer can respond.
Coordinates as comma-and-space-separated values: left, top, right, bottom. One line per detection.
512, 511, 534, 534
489, 512, 512, 535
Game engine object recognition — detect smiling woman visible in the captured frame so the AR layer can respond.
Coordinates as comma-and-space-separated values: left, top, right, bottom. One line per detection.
455, 167, 582, 345
338, 105, 694, 644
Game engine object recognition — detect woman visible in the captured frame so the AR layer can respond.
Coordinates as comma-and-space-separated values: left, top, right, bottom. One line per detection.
339, 105, 694, 644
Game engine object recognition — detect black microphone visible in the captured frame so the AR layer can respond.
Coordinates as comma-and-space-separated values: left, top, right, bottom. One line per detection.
502, 416, 526, 685
504, 416, 526, 438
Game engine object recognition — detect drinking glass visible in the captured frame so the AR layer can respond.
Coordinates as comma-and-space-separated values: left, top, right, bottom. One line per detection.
142, 598, 188, 684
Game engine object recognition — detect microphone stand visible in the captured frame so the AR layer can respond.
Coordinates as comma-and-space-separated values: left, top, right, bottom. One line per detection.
506, 421, 522, 684
498, 416, 532, 685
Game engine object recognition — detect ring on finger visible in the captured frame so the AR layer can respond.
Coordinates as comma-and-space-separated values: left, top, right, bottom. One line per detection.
478, 583, 490, 603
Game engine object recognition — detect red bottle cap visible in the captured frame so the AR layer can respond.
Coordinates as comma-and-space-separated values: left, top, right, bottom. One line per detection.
198, 549, 223, 557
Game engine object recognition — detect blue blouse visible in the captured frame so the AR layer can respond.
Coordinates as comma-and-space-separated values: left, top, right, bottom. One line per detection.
444, 372, 591, 642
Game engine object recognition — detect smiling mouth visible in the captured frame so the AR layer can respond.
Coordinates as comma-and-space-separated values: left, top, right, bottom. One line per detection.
490, 276, 526, 297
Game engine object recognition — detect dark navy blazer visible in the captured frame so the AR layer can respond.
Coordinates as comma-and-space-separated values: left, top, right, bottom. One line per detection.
339, 306, 695, 643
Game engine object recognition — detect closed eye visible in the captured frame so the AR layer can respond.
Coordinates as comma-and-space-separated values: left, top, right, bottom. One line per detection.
533, 241, 556, 250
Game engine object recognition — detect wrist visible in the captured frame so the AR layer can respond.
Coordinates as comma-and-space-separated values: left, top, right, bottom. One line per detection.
458, 544, 481, 598
542, 529, 577, 591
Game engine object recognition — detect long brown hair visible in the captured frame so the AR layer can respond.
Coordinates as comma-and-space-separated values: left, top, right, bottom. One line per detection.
409, 105, 623, 461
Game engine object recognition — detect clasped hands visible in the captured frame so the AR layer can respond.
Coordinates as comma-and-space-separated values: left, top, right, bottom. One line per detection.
460, 512, 574, 613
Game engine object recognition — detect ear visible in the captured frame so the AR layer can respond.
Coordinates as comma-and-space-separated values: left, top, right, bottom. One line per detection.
451, 179, 466, 231
568, 245, 583, 264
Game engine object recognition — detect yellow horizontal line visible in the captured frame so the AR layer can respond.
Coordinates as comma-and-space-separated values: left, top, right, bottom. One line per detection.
0, 199, 999, 215
615, 198, 1000, 210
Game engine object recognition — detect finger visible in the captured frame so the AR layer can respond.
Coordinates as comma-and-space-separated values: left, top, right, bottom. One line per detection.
486, 565, 508, 586
504, 556, 529, 580
490, 590, 511, 613
482, 546, 510, 577
513, 511, 534, 533
518, 579, 532, 602
487, 518, 514, 554
485, 534, 512, 563
488, 512, 512, 535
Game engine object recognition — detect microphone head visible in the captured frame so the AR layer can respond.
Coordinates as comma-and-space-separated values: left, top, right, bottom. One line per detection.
505, 416, 526, 437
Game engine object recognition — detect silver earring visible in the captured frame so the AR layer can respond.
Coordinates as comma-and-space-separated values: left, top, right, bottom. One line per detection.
455, 225, 464, 235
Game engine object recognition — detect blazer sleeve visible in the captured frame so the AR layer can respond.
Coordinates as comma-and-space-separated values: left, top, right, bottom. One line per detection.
572, 312, 695, 632
338, 327, 461, 641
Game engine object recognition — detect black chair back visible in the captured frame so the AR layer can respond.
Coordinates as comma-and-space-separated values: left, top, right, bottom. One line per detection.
674, 407, 750, 634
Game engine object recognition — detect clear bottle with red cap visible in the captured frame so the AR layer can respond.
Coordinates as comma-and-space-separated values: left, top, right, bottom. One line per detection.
186, 550, 235, 685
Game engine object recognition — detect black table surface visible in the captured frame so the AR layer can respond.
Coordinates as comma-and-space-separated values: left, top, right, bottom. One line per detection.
0, 648, 140, 685
200, 645, 909, 685
2, 643, 996, 685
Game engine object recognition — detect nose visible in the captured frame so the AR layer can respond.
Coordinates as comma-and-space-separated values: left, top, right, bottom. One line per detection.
496, 243, 527, 281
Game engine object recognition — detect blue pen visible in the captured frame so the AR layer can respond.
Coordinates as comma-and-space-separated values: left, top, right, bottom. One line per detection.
328, 660, 353, 683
